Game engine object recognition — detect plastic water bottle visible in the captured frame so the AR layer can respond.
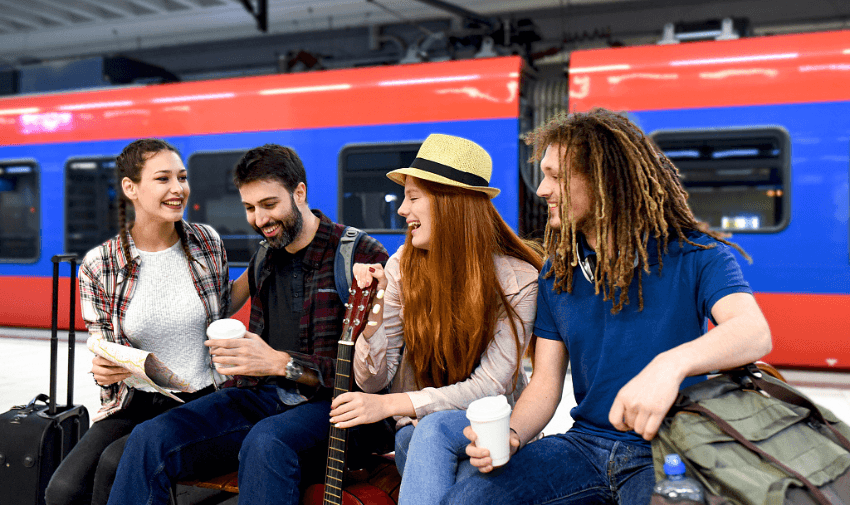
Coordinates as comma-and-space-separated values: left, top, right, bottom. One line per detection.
652, 454, 706, 504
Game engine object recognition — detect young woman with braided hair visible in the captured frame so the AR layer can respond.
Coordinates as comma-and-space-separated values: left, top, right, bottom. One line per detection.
443, 108, 772, 505
46, 139, 247, 505
328, 133, 542, 505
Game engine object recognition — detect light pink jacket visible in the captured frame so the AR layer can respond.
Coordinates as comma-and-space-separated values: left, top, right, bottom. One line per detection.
353, 249, 538, 428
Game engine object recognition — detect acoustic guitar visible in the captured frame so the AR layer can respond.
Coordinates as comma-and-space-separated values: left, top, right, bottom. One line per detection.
302, 280, 398, 505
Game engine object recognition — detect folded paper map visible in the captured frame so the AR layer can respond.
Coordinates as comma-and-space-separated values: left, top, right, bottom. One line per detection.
87, 335, 195, 403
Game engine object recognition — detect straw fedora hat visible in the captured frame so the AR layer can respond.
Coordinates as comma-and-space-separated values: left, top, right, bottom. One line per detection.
386, 133, 500, 198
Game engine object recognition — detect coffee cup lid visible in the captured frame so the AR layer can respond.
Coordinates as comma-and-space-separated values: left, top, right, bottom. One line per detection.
206, 318, 246, 339
466, 395, 511, 422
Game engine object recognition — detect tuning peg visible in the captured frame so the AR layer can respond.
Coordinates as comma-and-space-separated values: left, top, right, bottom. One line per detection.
349, 288, 356, 295
367, 321, 378, 326
344, 303, 351, 309
343, 318, 349, 324
376, 289, 385, 300
372, 304, 381, 314
352, 318, 360, 326
358, 305, 365, 312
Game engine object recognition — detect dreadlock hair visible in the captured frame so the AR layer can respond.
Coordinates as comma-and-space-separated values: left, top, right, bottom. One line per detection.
115, 139, 195, 267
526, 108, 749, 314
398, 178, 543, 390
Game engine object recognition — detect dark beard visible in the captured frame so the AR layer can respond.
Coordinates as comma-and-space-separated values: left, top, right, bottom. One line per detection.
254, 195, 304, 249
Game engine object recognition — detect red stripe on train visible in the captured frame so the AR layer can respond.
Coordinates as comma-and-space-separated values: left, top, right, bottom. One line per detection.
754, 292, 850, 371
0, 57, 522, 146
569, 30, 850, 112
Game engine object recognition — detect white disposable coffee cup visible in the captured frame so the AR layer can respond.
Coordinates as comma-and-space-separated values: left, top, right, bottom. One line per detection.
206, 318, 246, 371
466, 395, 513, 467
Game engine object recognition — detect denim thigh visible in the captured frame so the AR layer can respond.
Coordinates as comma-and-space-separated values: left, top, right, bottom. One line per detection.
439, 431, 653, 505
106, 385, 284, 505
394, 424, 415, 476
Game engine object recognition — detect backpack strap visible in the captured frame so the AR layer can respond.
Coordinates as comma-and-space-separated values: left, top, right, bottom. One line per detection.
250, 241, 270, 297
334, 226, 364, 301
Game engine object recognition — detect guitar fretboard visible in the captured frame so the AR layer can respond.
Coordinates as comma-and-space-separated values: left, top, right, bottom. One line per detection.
323, 339, 355, 505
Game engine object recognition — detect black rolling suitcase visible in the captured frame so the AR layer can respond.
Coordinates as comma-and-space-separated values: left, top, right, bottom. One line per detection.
0, 254, 90, 505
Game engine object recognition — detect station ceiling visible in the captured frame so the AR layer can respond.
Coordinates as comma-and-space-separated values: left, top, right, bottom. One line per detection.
0, 0, 848, 78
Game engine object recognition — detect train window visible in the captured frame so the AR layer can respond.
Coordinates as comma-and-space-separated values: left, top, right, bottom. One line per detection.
65, 157, 119, 257
339, 143, 421, 232
0, 160, 39, 262
652, 128, 790, 233
187, 150, 258, 266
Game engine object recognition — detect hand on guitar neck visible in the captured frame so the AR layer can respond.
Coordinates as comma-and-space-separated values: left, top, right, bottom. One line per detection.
304, 274, 398, 505
352, 263, 388, 340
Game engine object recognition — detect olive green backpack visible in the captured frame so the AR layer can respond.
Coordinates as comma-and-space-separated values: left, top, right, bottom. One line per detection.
651, 364, 850, 505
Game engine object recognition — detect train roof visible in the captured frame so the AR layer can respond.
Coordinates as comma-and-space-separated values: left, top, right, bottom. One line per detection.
0, 56, 522, 146
568, 30, 850, 112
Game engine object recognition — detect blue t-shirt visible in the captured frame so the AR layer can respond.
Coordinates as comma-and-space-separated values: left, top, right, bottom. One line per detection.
534, 232, 752, 444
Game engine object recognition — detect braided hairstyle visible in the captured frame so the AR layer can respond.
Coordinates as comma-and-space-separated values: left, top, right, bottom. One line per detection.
115, 139, 195, 265
526, 108, 749, 314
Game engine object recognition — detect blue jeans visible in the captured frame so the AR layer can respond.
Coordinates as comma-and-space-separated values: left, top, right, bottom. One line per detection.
396, 410, 477, 505
439, 430, 654, 505
106, 385, 330, 505
45, 387, 212, 505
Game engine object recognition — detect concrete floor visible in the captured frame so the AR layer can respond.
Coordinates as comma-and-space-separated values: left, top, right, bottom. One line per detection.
4, 327, 850, 504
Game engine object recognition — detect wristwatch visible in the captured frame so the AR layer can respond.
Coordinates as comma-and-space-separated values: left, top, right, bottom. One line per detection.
284, 359, 304, 381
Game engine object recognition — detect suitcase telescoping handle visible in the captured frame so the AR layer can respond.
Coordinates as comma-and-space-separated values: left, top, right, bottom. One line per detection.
50, 254, 78, 416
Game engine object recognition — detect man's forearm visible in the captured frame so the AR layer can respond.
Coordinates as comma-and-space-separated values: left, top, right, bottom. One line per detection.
510, 373, 564, 447
665, 293, 771, 379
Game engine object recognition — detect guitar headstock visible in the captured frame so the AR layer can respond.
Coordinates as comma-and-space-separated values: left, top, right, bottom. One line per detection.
340, 278, 379, 344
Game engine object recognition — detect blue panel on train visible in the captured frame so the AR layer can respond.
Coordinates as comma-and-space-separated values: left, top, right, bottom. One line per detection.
631, 101, 850, 294
0, 117, 519, 278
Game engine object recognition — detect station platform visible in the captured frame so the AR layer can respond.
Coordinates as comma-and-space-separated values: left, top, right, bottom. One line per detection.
3, 327, 850, 504
4, 326, 850, 436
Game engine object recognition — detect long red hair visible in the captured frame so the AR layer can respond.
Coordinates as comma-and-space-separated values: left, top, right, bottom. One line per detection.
399, 178, 543, 389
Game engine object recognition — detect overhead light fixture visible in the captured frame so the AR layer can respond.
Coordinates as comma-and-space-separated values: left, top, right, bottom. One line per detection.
378, 75, 479, 86
152, 93, 235, 103
259, 84, 351, 95
570, 64, 630, 73
670, 53, 798, 66
59, 101, 133, 111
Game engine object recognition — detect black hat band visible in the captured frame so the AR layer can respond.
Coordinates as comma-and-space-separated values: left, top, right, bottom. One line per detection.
409, 157, 490, 188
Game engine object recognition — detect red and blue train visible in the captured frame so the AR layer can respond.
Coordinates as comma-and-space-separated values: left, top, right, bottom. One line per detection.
0, 29, 847, 371
568, 30, 850, 371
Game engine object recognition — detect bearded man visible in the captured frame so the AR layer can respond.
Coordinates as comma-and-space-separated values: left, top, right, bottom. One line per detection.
107, 144, 388, 505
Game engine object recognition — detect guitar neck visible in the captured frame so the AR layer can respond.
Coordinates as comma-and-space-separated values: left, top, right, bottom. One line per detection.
321, 280, 377, 505
323, 339, 355, 505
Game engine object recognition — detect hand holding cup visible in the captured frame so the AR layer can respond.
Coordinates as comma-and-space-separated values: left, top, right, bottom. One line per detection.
465, 395, 514, 470
206, 318, 246, 371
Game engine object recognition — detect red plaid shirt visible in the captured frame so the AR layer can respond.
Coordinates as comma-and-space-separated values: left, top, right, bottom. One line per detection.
79, 222, 231, 420
246, 211, 388, 392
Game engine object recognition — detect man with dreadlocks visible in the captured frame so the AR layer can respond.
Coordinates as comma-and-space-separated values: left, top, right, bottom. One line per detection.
441, 108, 772, 505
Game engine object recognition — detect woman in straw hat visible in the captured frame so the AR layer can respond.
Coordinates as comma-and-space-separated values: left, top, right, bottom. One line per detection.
329, 133, 543, 505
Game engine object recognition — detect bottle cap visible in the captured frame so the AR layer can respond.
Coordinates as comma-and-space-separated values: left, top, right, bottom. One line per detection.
663, 454, 686, 476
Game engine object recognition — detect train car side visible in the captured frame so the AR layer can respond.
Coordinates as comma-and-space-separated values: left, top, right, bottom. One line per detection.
569, 30, 850, 370
0, 57, 524, 329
